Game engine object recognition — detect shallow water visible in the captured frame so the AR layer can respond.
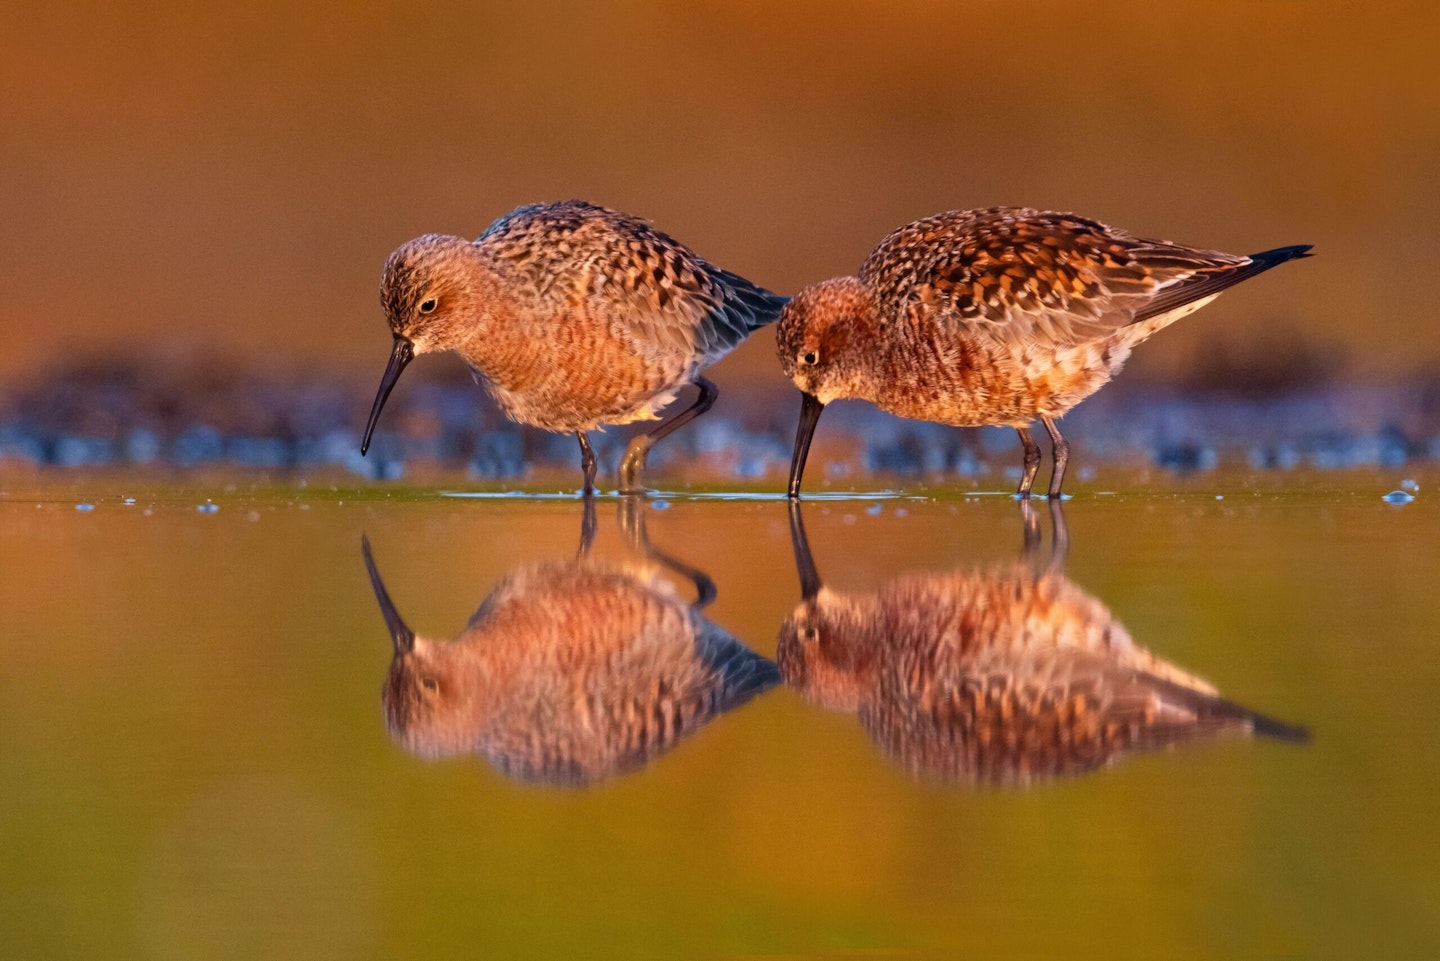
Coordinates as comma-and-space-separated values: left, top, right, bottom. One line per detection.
2, 470, 1437, 959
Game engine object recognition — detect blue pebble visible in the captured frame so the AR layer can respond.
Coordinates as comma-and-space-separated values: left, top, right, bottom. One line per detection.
76, 503, 95, 512
1382, 490, 1415, 504
651, 500, 670, 511
197, 502, 219, 513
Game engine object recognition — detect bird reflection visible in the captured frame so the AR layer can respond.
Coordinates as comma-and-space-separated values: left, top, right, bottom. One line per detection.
779, 501, 1308, 785
363, 498, 779, 786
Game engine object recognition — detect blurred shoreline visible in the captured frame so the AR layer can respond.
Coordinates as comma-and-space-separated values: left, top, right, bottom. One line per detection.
3, 357, 1436, 485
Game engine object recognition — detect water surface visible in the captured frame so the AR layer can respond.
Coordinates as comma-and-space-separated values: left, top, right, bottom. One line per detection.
1, 471, 1436, 959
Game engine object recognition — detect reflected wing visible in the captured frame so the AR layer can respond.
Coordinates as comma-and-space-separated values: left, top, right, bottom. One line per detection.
858, 207, 1289, 349
865, 639, 1300, 784
480, 200, 787, 366
693, 616, 783, 711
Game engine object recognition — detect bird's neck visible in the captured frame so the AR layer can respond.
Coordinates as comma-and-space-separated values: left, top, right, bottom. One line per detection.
448, 255, 530, 382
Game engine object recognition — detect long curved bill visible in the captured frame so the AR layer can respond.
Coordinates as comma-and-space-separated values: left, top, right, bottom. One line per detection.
361, 336, 414, 456
787, 391, 826, 499
361, 534, 414, 655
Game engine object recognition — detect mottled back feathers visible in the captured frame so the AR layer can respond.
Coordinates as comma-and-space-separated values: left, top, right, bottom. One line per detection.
480, 200, 788, 367
860, 206, 1310, 348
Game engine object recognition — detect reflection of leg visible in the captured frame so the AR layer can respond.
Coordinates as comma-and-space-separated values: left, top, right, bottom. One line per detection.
1019, 498, 1041, 555
576, 432, 597, 495
1019, 498, 1068, 574
1046, 499, 1069, 574
1016, 427, 1041, 497
618, 376, 718, 494
1042, 416, 1070, 499
619, 493, 717, 607
577, 493, 597, 559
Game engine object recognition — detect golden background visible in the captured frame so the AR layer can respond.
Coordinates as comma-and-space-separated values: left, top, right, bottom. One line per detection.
3, 1, 1436, 392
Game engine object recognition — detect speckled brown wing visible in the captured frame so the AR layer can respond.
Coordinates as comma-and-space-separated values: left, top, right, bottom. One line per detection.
858, 207, 1256, 349
865, 639, 1270, 783
463, 561, 780, 786
479, 200, 786, 367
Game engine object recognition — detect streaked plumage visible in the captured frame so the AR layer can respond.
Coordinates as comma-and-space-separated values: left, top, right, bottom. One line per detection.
362, 200, 788, 492
778, 502, 1307, 784
361, 508, 778, 786
778, 206, 1311, 497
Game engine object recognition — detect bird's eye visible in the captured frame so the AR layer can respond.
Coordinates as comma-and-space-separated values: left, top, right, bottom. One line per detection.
421, 677, 439, 692
801, 351, 817, 366
419, 298, 438, 314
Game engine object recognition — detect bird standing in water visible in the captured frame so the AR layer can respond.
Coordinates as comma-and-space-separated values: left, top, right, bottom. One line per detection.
362, 200, 787, 493
777, 207, 1311, 498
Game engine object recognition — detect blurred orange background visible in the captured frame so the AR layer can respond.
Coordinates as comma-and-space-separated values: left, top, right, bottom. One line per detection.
2, 0, 1436, 392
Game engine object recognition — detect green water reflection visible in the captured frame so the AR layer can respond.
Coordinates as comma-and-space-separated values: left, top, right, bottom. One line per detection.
0, 473, 1436, 958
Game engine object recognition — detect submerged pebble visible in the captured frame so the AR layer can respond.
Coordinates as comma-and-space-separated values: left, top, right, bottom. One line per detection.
1382, 490, 1415, 504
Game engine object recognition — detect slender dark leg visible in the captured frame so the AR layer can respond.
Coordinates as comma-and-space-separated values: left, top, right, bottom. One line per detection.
576, 431, 597, 495
618, 376, 718, 494
1016, 427, 1042, 498
1041, 416, 1070, 499
619, 493, 717, 607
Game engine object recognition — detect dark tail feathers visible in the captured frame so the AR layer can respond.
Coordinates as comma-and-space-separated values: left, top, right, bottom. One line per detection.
1134, 243, 1312, 323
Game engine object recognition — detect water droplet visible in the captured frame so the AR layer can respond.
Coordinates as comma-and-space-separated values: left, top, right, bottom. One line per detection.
122, 497, 136, 505
1215, 495, 1224, 500
1401, 479, 1419, 492
866, 504, 883, 515
651, 500, 670, 511
197, 503, 219, 513
1382, 490, 1415, 504
76, 503, 94, 512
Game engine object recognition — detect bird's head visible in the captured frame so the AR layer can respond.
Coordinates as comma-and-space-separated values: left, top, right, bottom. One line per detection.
362, 234, 483, 454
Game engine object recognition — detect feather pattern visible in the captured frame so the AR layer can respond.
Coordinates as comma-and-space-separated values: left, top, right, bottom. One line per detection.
859, 207, 1307, 349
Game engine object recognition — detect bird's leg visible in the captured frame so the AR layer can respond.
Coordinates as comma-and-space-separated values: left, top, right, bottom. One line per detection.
1016, 427, 1042, 498
1041, 417, 1070, 499
618, 376, 718, 494
576, 431, 597, 496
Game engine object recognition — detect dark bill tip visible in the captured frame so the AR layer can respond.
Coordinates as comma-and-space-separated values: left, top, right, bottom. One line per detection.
361, 336, 414, 456
361, 534, 415, 655
787, 392, 826, 499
